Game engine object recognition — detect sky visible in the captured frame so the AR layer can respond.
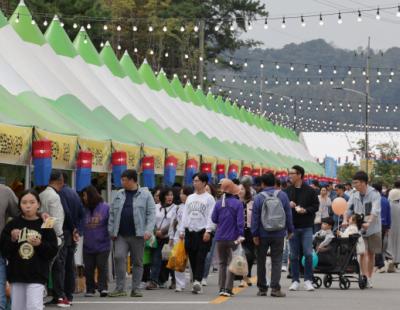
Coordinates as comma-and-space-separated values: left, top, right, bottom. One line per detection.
241, 0, 400, 51
239, 1, 400, 164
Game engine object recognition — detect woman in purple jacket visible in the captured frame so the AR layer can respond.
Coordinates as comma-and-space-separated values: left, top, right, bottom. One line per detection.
81, 185, 110, 297
211, 179, 244, 297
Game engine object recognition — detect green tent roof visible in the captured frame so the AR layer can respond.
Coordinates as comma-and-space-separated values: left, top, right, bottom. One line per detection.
120, 51, 144, 84
73, 28, 102, 66
170, 76, 189, 102
184, 83, 202, 106
9, 0, 46, 45
44, 16, 78, 58
157, 70, 177, 98
0, 8, 7, 28
195, 88, 209, 109
99, 42, 125, 78
138, 59, 162, 91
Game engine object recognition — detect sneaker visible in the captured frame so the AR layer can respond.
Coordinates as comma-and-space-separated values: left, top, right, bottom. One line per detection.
304, 280, 315, 291
108, 290, 127, 297
169, 283, 176, 290
146, 281, 159, 290
84, 292, 95, 297
201, 279, 208, 286
239, 280, 246, 287
57, 298, 70, 308
271, 289, 286, 297
281, 265, 288, 272
219, 288, 226, 296
257, 289, 267, 296
130, 290, 143, 297
139, 282, 147, 290
289, 281, 300, 291
159, 282, 167, 289
223, 289, 234, 297
367, 279, 373, 288
100, 290, 108, 297
175, 287, 183, 292
192, 281, 203, 294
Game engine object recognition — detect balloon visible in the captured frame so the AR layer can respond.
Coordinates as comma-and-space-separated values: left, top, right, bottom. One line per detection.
301, 251, 319, 269
332, 197, 348, 216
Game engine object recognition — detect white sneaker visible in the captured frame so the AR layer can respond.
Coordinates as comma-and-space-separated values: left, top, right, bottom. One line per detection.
304, 280, 315, 291
175, 287, 183, 292
281, 265, 287, 272
289, 281, 300, 291
192, 281, 203, 294
139, 282, 146, 290
201, 279, 207, 286
367, 279, 373, 288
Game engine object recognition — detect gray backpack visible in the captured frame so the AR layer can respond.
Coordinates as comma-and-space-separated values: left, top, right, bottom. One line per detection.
260, 190, 286, 231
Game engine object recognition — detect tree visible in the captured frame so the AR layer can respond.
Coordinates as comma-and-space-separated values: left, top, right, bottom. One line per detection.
338, 163, 358, 183
371, 142, 400, 187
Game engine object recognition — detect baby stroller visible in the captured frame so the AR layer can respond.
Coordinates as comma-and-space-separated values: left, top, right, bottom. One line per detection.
312, 234, 367, 290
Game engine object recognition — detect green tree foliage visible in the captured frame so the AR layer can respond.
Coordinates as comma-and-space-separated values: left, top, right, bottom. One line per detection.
338, 163, 358, 183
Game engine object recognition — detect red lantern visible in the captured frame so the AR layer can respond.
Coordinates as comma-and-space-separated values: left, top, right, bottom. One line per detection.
165, 156, 178, 167
76, 151, 93, 168
201, 163, 212, 173
216, 164, 225, 174
112, 151, 127, 166
186, 158, 198, 170
32, 140, 52, 159
252, 168, 261, 177
241, 166, 252, 176
141, 156, 155, 170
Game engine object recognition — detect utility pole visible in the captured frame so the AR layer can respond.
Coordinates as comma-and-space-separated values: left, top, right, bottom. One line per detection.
365, 37, 371, 175
198, 19, 205, 90
293, 99, 297, 132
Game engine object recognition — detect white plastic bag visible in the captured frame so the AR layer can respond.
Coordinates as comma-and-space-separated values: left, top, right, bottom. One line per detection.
228, 244, 248, 276
161, 244, 172, 260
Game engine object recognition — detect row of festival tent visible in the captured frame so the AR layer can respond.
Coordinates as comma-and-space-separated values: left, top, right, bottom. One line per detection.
31, 140, 333, 190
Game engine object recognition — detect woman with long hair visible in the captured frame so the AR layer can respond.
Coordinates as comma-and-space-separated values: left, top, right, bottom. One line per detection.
81, 185, 110, 297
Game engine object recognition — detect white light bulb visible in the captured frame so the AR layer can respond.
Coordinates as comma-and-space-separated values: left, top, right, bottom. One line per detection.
397, 6, 400, 17
230, 24, 235, 31
194, 25, 199, 32
103, 24, 108, 30
281, 17, 286, 28
276, 63, 280, 69
83, 39, 88, 44
61, 22, 64, 27
73, 23, 78, 29
248, 24, 253, 30
117, 25, 121, 31
148, 26, 153, 32
117, 45, 122, 50
290, 65, 294, 71
214, 25, 219, 31
43, 20, 48, 26
319, 14, 324, 26
87, 24, 91, 29
376, 9, 380, 20
184, 54, 189, 59
260, 63, 264, 68
163, 26, 167, 32
229, 60, 233, 65
244, 62, 248, 67
180, 26, 185, 32
264, 19, 268, 29
304, 65, 308, 72
338, 13, 343, 24
134, 48, 138, 53
164, 52, 169, 57
31, 20, 36, 25
100, 42, 104, 47
214, 58, 218, 63
150, 50, 154, 55
133, 25, 137, 31
199, 56, 203, 61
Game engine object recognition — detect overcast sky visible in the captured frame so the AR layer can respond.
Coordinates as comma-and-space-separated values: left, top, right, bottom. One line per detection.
241, 0, 400, 51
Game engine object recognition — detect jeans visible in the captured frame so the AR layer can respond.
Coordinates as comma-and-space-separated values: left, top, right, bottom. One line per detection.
289, 227, 314, 282
114, 236, 144, 291
257, 237, 285, 290
0, 255, 6, 310
203, 236, 217, 279
149, 238, 169, 284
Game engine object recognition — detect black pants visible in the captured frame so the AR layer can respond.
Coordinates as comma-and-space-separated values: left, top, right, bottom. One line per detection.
83, 251, 110, 293
185, 229, 211, 282
375, 227, 390, 268
257, 237, 285, 290
64, 241, 77, 300
242, 228, 256, 277
52, 243, 67, 299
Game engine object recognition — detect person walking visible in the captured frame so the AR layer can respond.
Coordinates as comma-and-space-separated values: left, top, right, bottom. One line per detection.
285, 165, 319, 292
81, 186, 110, 297
147, 187, 176, 290
251, 173, 294, 297
315, 187, 332, 232
59, 173, 84, 304
211, 179, 244, 297
0, 189, 58, 310
168, 186, 194, 292
39, 171, 67, 307
108, 169, 156, 297
343, 171, 382, 288
178, 173, 215, 294
387, 180, 400, 269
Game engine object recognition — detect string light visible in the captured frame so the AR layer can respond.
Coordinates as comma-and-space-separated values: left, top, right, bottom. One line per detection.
318, 65, 322, 74
357, 10, 362, 22
264, 18, 268, 29
275, 62, 280, 69
15, 13, 19, 23
376, 7, 381, 20
162, 25, 168, 32
194, 25, 199, 32
214, 25, 219, 31
290, 64, 294, 71
281, 16, 286, 28
338, 12, 343, 24
43, 20, 48, 26
397, 6, 400, 17
301, 15, 306, 27
31, 20, 35, 25
132, 25, 138, 31
319, 13, 324, 26
103, 24, 108, 30
180, 25, 185, 32
148, 25, 153, 32
304, 64, 308, 72
117, 25, 122, 31
73, 23, 78, 29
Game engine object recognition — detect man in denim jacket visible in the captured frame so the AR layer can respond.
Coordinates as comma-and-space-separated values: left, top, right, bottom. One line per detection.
108, 169, 156, 297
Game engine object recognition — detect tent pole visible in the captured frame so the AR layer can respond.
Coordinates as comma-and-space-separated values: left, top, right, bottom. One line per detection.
24, 164, 31, 190
107, 172, 112, 204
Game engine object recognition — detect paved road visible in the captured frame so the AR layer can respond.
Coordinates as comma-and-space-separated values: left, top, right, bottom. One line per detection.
68, 269, 400, 310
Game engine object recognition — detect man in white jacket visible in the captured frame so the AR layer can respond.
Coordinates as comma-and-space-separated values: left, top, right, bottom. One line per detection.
179, 173, 215, 294
39, 170, 67, 307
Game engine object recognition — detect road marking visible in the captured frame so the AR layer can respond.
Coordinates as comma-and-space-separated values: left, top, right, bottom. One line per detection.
210, 277, 257, 304
73, 301, 209, 304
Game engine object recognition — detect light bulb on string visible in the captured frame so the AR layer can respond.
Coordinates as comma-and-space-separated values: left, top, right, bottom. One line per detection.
149, 49, 154, 55
133, 47, 138, 53
260, 61, 264, 69
362, 68, 366, 75
397, 6, 400, 17
244, 60, 248, 67
319, 79, 323, 85
73, 23, 78, 29
31, 20, 36, 25
390, 69, 395, 76
341, 79, 345, 85
347, 67, 352, 75
357, 10, 362, 22
229, 59, 233, 66
275, 62, 280, 70
117, 25, 122, 31
301, 15, 306, 27
333, 66, 337, 74
184, 54, 189, 59
247, 21, 253, 30
286, 79, 290, 85
230, 23, 235, 31
304, 64, 308, 72
199, 56, 203, 62
15, 13, 19, 23
264, 18, 268, 29
307, 79, 311, 85
148, 25, 153, 32
376, 8, 381, 20
366, 77, 370, 84
232, 78, 236, 83
100, 42, 104, 47
86, 23, 91, 29
318, 65, 322, 74
180, 25, 185, 32
214, 58, 219, 64
352, 78, 356, 84
377, 68, 381, 76
330, 79, 334, 85
194, 25, 199, 32
132, 25, 138, 31
162, 25, 168, 32
290, 63, 294, 71
376, 78, 380, 83
281, 17, 286, 28
244, 79, 247, 84
296, 79, 300, 85
61, 22, 64, 27
117, 44, 122, 50
43, 20, 48, 26
319, 13, 324, 26
214, 24, 219, 31
164, 52, 169, 57
338, 12, 343, 24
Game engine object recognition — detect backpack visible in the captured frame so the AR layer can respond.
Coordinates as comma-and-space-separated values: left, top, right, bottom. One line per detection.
260, 190, 286, 231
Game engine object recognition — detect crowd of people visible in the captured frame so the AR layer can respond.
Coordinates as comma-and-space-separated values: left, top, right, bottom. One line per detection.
0, 165, 399, 309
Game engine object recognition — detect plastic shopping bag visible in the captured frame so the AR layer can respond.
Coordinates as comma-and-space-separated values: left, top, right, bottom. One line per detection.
161, 244, 172, 260
167, 240, 187, 272
145, 235, 158, 249
228, 244, 248, 276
